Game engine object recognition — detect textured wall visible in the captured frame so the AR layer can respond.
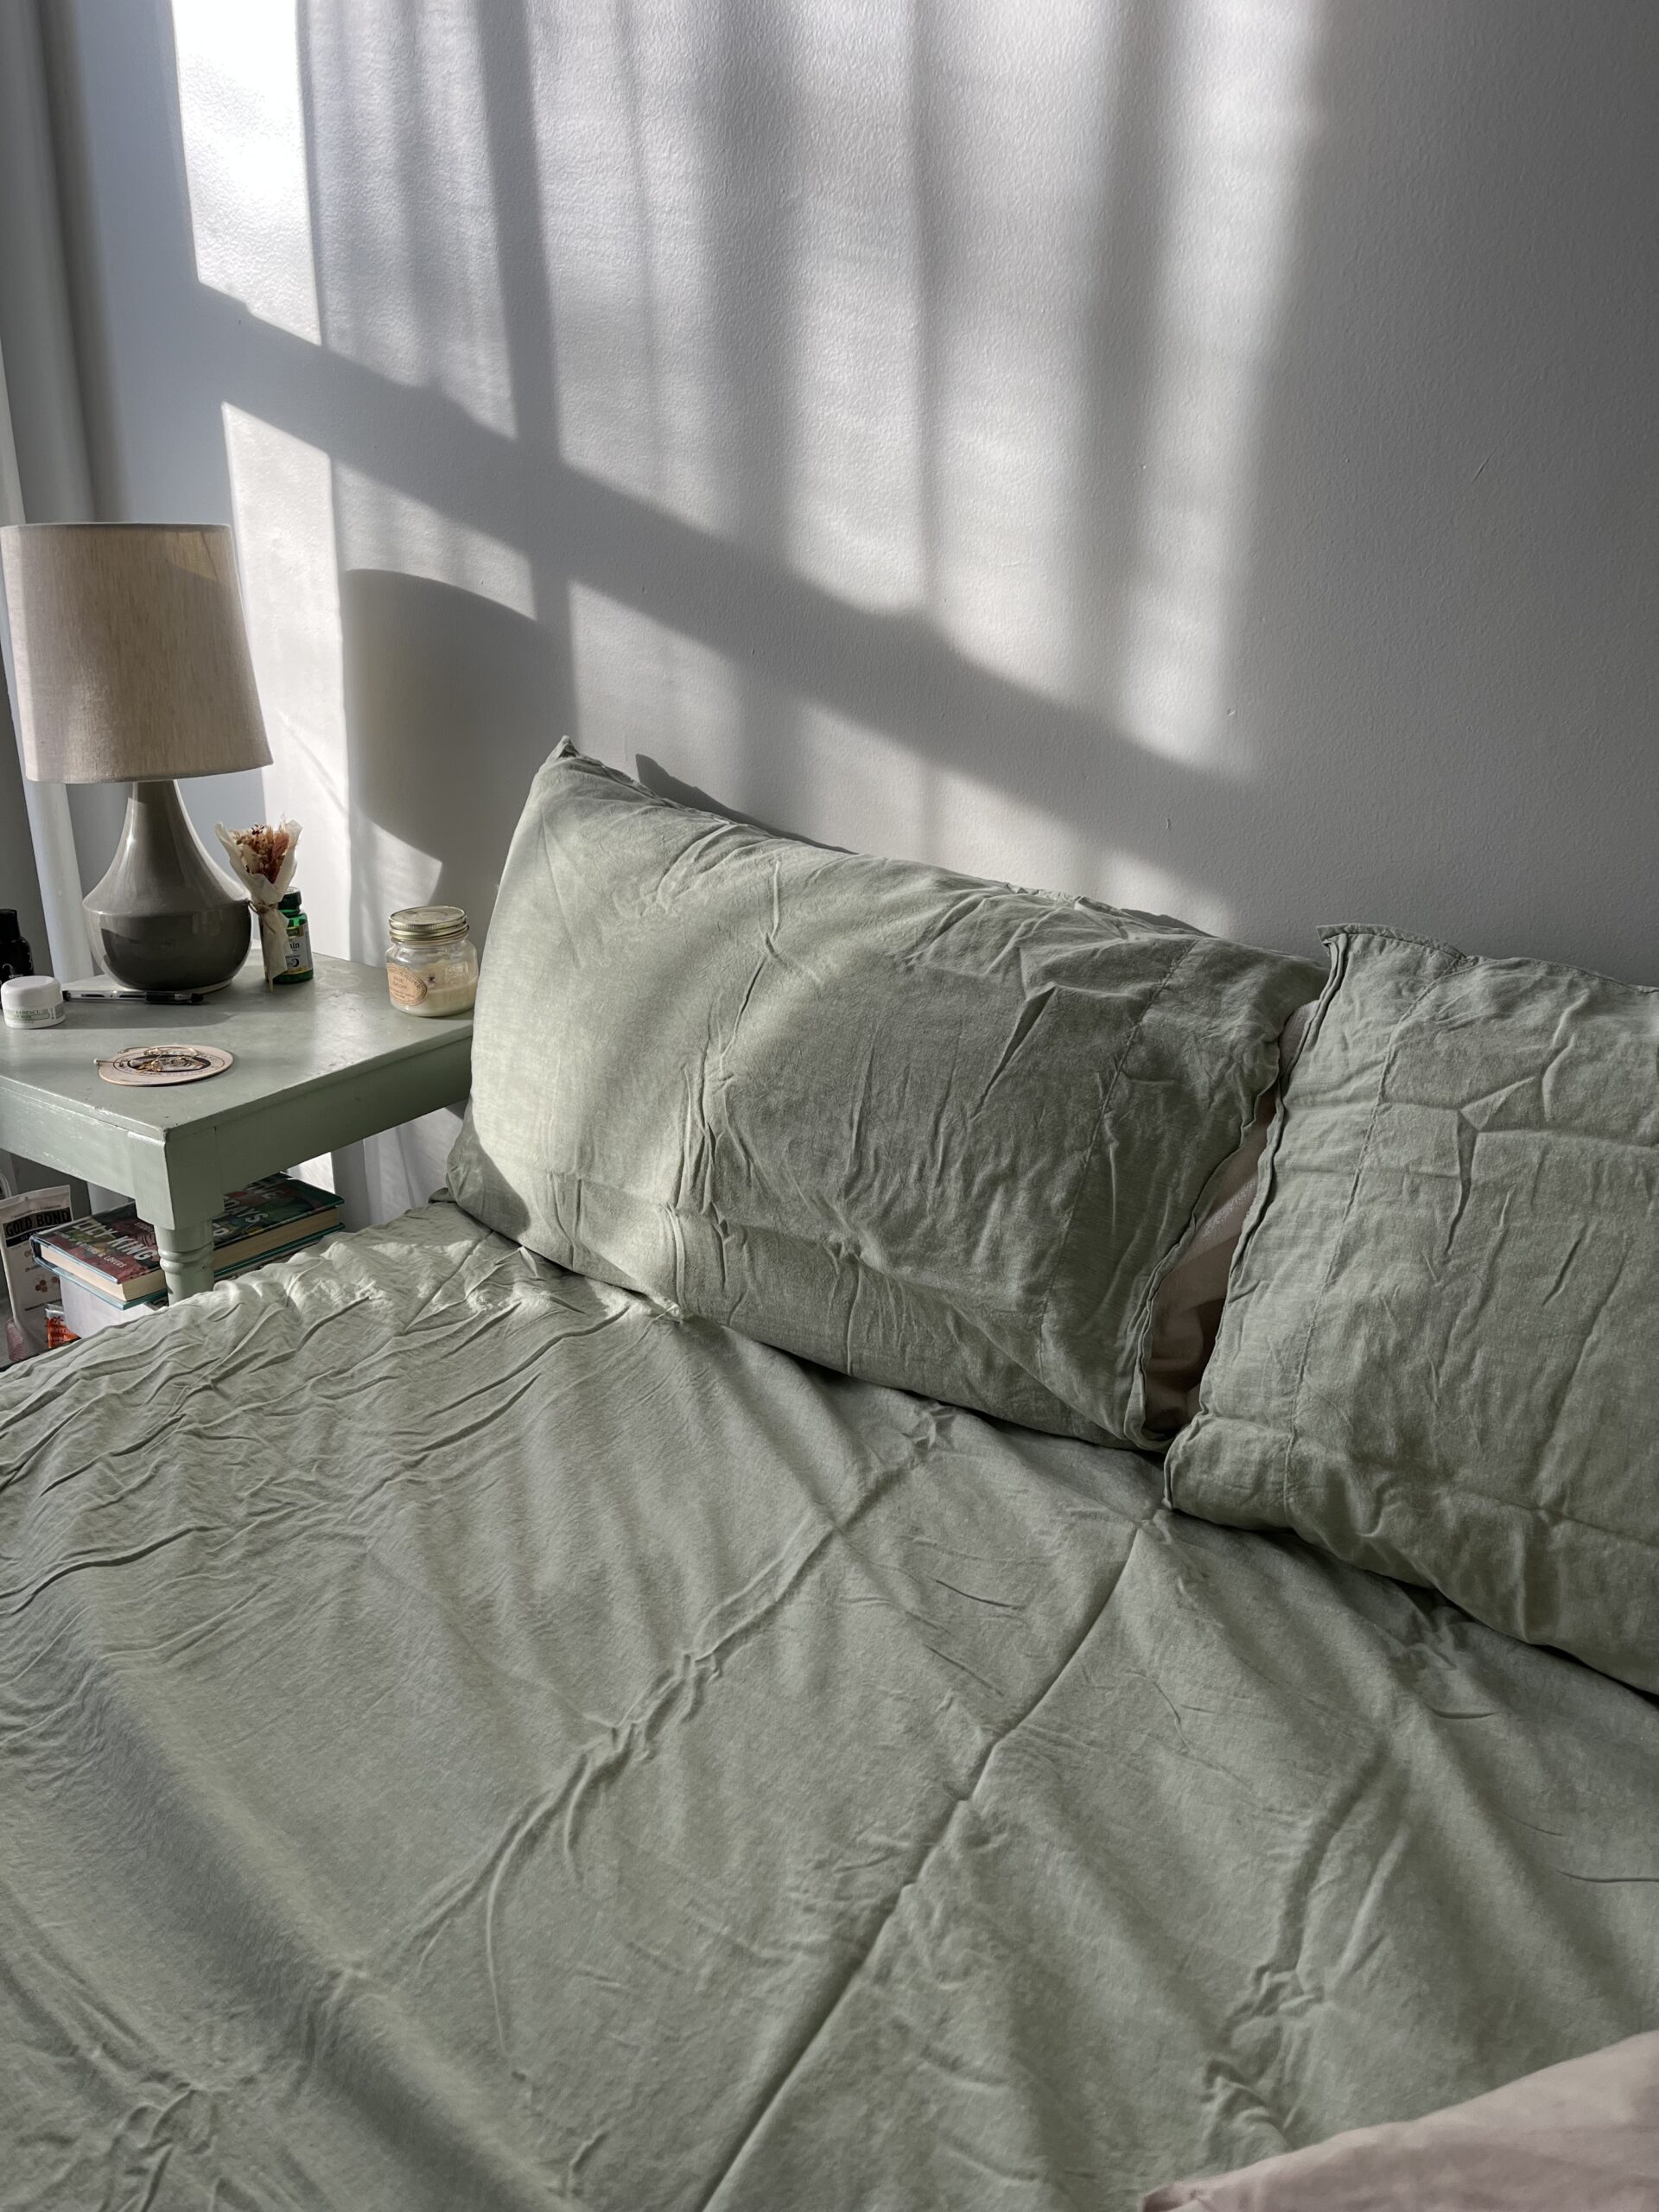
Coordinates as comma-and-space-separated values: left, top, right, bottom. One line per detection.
48, 0, 1659, 1010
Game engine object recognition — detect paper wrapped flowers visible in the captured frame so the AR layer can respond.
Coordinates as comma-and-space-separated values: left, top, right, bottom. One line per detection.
215, 819, 302, 988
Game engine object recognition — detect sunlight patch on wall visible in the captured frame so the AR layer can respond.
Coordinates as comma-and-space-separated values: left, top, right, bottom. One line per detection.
353, 823, 444, 936
573, 588, 946, 865
570, 588, 1157, 912
1119, 0, 1321, 767
912, 759, 1082, 893
547, 0, 1142, 687
170, 0, 321, 343
221, 405, 351, 953
783, 708, 933, 862
534, 0, 724, 532
728, 704, 1230, 934
1097, 850, 1233, 938
304, 0, 516, 435
569, 585, 747, 799
573, 585, 953, 862
785, 0, 924, 607
832, 748, 1234, 932
922, 0, 1122, 690
334, 474, 535, 618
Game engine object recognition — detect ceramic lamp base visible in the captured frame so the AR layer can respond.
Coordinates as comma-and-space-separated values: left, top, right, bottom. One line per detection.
84, 779, 251, 993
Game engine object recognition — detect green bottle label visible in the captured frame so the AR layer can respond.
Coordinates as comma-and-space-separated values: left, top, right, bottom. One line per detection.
275, 912, 313, 983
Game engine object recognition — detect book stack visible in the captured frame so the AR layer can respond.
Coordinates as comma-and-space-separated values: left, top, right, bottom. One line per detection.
34, 1174, 342, 1342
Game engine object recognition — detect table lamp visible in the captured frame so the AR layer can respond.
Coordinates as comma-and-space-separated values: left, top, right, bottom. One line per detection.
1, 522, 272, 993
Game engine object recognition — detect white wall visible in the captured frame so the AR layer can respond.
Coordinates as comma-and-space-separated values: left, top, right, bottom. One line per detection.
41, 0, 1659, 1013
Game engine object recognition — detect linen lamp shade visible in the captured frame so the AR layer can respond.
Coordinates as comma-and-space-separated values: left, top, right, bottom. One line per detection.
0, 523, 272, 992
0, 523, 270, 783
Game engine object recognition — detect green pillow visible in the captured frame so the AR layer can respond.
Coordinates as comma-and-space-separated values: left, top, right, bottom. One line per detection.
1166, 926, 1659, 1690
446, 746, 1319, 1443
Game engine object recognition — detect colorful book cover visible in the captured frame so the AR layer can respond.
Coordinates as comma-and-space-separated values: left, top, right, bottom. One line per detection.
35, 1175, 340, 1303
210, 1179, 340, 1249
51, 1228, 336, 1335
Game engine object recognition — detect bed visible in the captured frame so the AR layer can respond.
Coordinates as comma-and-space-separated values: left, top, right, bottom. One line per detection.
4, 750, 1656, 2209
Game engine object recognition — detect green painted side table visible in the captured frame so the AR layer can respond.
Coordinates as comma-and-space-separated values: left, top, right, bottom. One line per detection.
0, 955, 472, 1300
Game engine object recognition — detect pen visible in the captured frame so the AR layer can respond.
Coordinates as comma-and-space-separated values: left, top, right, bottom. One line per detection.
61, 986, 207, 1005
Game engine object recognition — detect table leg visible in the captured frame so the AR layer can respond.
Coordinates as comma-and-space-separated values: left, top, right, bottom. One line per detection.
329, 1141, 372, 1231
155, 1218, 216, 1300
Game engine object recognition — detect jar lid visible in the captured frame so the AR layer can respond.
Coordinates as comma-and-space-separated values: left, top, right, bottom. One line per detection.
2, 974, 62, 1012
279, 891, 302, 913
389, 904, 467, 943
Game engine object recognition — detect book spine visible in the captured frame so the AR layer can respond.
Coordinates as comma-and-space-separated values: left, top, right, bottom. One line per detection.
35, 1184, 340, 1293
51, 1222, 337, 1307
42, 1249, 162, 1303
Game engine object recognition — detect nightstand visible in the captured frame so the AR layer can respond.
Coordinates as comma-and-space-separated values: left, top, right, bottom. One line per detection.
0, 955, 472, 1300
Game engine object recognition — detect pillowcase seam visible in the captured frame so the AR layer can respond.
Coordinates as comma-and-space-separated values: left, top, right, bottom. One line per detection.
1321, 920, 1655, 996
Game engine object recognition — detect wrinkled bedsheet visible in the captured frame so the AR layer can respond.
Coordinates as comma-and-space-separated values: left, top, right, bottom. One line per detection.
2, 1201, 1656, 2210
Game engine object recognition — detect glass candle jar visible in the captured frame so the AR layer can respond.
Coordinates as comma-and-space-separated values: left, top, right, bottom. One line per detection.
385, 905, 478, 1017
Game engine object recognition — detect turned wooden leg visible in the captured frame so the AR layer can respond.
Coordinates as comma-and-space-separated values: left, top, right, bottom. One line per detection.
154, 1217, 216, 1301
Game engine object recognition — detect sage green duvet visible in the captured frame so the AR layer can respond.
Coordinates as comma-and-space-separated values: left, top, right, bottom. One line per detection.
3, 1203, 1656, 2209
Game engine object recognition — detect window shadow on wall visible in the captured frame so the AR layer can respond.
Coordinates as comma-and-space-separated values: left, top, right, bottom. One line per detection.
65, 0, 1332, 957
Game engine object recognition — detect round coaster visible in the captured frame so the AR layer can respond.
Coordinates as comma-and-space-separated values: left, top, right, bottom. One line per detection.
97, 1044, 236, 1087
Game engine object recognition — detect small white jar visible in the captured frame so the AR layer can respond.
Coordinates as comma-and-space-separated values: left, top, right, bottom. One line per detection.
1, 975, 64, 1029
385, 906, 479, 1018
